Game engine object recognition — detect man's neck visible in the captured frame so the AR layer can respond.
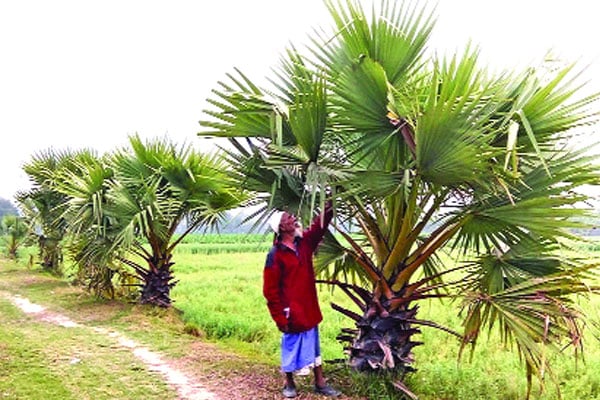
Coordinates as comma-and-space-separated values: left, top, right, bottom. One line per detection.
279, 233, 296, 250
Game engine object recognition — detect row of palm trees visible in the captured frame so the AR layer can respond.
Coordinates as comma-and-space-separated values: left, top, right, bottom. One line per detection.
196, 0, 600, 397
12, 0, 600, 397
16, 135, 247, 306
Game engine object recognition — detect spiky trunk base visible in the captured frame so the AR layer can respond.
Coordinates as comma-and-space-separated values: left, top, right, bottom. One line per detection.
140, 268, 176, 307
337, 304, 423, 400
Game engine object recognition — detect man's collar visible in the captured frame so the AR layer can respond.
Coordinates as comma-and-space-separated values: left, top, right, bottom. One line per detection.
276, 236, 301, 251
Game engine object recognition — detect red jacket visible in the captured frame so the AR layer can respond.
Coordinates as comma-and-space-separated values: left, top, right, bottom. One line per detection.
263, 205, 333, 333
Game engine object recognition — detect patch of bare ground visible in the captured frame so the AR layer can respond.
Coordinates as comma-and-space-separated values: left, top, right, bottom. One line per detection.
170, 341, 360, 400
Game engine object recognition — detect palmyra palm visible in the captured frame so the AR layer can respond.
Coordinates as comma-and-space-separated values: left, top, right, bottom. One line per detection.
199, 0, 600, 397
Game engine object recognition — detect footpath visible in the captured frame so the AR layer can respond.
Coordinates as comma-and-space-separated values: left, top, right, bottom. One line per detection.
2, 292, 218, 400
0, 264, 356, 400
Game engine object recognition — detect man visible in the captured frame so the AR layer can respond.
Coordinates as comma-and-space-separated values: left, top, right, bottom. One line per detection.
263, 202, 341, 398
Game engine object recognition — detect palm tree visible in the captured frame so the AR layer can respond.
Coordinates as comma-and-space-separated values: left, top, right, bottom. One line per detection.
16, 149, 94, 273
198, 0, 600, 397
0, 215, 28, 259
54, 134, 248, 306
47, 149, 121, 297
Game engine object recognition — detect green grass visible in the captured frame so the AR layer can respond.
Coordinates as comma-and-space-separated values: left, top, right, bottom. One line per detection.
0, 294, 177, 400
175, 241, 273, 255
4, 236, 600, 399
167, 237, 600, 400
170, 250, 353, 362
175, 233, 273, 255
179, 233, 271, 244
0, 259, 355, 399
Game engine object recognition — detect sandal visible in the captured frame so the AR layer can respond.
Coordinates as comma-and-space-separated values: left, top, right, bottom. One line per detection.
314, 384, 341, 397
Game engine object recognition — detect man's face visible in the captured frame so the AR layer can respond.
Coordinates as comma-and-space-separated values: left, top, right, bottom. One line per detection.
280, 212, 303, 238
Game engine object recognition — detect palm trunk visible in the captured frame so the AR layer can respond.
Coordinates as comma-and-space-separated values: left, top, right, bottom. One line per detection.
8, 244, 18, 259
139, 263, 176, 307
333, 283, 461, 399
331, 286, 422, 400
38, 235, 63, 274
344, 304, 421, 376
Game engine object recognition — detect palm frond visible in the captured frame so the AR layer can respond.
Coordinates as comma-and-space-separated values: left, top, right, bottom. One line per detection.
415, 46, 499, 186
288, 73, 328, 162
459, 262, 597, 393
333, 56, 391, 135
318, 0, 434, 86
315, 231, 374, 287
199, 69, 295, 143
451, 148, 600, 254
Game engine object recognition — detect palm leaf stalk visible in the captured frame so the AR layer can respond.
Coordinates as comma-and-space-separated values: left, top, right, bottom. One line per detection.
198, 0, 600, 397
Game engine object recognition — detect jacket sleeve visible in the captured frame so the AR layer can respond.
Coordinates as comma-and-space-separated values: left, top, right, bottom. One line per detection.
262, 247, 288, 330
304, 200, 333, 252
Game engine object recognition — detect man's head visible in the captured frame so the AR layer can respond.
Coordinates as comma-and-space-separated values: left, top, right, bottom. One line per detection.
269, 210, 303, 238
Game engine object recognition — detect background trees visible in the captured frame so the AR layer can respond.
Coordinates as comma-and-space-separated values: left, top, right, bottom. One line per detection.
16, 149, 90, 274
17, 135, 247, 306
198, 0, 600, 397
0, 215, 28, 259
0, 198, 18, 218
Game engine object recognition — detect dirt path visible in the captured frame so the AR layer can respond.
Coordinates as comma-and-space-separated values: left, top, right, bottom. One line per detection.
0, 266, 360, 400
3, 292, 219, 400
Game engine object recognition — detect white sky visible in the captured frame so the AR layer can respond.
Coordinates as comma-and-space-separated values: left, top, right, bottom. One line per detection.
1, 0, 599, 202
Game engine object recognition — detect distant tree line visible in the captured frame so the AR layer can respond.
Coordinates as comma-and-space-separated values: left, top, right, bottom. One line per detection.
0, 197, 18, 218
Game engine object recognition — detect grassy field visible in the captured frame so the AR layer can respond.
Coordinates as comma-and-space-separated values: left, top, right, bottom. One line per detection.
0, 267, 179, 399
0, 260, 331, 400
3, 234, 600, 399
169, 235, 600, 400
0, 308, 178, 399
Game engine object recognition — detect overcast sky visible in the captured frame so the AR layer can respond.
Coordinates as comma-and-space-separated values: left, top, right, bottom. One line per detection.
1, 0, 599, 202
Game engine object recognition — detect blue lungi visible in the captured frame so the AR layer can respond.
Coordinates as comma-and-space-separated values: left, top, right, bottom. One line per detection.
281, 326, 322, 374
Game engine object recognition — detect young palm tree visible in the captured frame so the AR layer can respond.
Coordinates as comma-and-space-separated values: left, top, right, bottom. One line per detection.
16, 149, 94, 273
54, 134, 248, 306
49, 149, 121, 297
198, 0, 600, 397
0, 215, 28, 259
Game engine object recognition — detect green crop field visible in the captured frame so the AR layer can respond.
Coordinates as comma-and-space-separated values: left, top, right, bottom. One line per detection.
167, 234, 600, 400
175, 233, 273, 255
